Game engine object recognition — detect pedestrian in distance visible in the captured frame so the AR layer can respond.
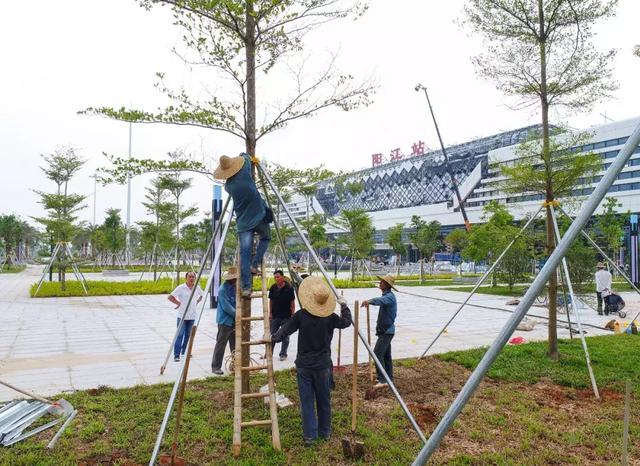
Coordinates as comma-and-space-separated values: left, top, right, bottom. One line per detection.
595, 262, 613, 315
214, 153, 272, 298
168, 271, 204, 362
211, 266, 239, 375
361, 274, 397, 389
268, 270, 296, 361
272, 276, 351, 447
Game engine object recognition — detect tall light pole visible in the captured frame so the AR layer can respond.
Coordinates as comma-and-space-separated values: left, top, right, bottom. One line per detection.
90, 173, 98, 226
415, 83, 471, 231
126, 122, 132, 265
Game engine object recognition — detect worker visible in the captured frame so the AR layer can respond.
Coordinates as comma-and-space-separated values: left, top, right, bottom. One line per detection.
214, 153, 272, 298
272, 276, 351, 447
595, 262, 612, 315
361, 274, 397, 388
268, 270, 296, 361
211, 266, 238, 375
168, 271, 204, 362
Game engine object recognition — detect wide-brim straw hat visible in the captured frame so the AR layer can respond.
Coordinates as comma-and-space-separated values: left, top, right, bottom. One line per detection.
376, 274, 398, 291
298, 276, 336, 318
596, 262, 606, 269
222, 266, 239, 281
213, 155, 244, 180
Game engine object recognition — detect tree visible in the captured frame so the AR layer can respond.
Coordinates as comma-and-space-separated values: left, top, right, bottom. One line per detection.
464, 0, 618, 361
593, 196, 625, 263
444, 228, 469, 256
102, 208, 126, 267
158, 164, 198, 282
330, 208, 374, 281
386, 223, 406, 276
32, 147, 86, 290
0, 215, 24, 267
140, 176, 173, 279
83, 0, 375, 172
408, 216, 441, 284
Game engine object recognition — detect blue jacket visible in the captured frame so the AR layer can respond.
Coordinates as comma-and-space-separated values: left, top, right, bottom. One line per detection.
224, 153, 266, 232
216, 281, 236, 327
369, 290, 396, 335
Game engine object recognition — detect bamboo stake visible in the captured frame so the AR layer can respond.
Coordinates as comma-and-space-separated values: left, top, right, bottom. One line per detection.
622, 379, 631, 465
366, 303, 374, 384
352, 300, 359, 432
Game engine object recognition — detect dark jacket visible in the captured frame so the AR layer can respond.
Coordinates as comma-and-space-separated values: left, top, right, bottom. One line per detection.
273, 304, 352, 370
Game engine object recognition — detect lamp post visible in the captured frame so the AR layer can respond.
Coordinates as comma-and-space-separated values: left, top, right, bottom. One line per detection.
415, 83, 470, 231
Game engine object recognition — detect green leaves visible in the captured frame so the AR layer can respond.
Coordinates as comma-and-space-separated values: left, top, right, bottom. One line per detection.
408, 215, 441, 260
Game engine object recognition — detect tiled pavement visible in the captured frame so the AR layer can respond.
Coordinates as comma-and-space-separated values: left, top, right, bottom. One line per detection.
0, 266, 633, 401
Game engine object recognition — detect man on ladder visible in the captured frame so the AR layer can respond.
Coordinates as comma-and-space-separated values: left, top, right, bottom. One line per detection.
214, 153, 272, 297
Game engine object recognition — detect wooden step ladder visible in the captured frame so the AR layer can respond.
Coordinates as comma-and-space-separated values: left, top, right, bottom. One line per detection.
232, 258, 281, 457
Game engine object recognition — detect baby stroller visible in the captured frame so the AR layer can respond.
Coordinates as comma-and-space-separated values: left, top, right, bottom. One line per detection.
604, 292, 626, 318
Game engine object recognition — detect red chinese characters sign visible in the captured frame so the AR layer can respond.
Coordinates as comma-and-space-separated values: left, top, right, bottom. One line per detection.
371, 140, 427, 167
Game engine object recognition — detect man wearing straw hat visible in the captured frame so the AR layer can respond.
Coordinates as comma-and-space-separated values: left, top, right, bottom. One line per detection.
272, 276, 352, 447
214, 153, 271, 298
595, 261, 612, 316
361, 274, 397, 389
211, 267, 239, 375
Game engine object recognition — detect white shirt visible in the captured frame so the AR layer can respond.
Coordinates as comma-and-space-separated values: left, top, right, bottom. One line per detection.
595, 269, 612, 296
170, 283, 204, 320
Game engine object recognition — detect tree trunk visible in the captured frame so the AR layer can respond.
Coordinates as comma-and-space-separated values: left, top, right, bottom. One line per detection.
538, 0, 558, 360
419, 256, 424, 284
240, 2, 257, 395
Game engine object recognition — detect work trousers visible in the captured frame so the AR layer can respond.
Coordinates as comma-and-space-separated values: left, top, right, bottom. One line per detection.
238, 221, 271, 290
270, 317, 291, 357
296, 367, 332, 442
373, 333, 394, 384
211, 324, 236, 371
174, 318, 195, 358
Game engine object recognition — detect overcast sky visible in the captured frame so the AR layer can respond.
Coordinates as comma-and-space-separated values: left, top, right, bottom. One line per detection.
1, 0, 638, 228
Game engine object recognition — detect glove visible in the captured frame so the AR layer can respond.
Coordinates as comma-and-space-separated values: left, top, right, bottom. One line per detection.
337, 297, 347, 306
376, 325, 385, 336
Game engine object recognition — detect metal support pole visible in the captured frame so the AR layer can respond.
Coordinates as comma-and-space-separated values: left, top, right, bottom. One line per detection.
258, 163, 427, 444
159, 197, 232, 374
210, 184, 223, 308
419, 206, 543, 358
150, 207, 233, 465
412, 121, 640, 465
550, 205, 599, 399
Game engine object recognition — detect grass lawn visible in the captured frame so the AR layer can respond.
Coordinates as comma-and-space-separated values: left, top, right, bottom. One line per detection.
1, 335, 638, 465
0, 265, 26, 274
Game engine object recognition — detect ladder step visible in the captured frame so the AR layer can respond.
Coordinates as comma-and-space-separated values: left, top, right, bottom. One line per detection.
241, 316, 264, 321
241, 392, 270, 399
241, 339, 269, 346
241, 419, 273, 427
251, 292, 263, 298
241, 364, 269, 371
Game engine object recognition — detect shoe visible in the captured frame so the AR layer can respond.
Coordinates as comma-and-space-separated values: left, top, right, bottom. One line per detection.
250, 266, 261, 275
212, 369, 224, 375
174, 356, 180, 362
279, 355, 287, 361
304, 438, 314, 448
241, 289, 253, 299
373, 382, 388, 389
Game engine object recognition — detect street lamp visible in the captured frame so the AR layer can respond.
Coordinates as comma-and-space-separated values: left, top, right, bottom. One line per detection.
415, 83, 471, 231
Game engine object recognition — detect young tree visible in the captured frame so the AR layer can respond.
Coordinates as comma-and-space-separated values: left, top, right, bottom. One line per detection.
83, 0, 375, 174
141, 176, 173, 279
0, 215, 24, 267
330, 208, 374, 281
158, 167, 198, 283
409, 216, 441, 284
32, 147, 86, 290
464, 0, 618, 361
386, 223, 406, 276
593, 196, 625, 263
102, 208, 126, 267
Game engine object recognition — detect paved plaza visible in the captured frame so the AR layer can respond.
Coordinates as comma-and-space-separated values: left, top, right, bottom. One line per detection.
0, 266, 632, 401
